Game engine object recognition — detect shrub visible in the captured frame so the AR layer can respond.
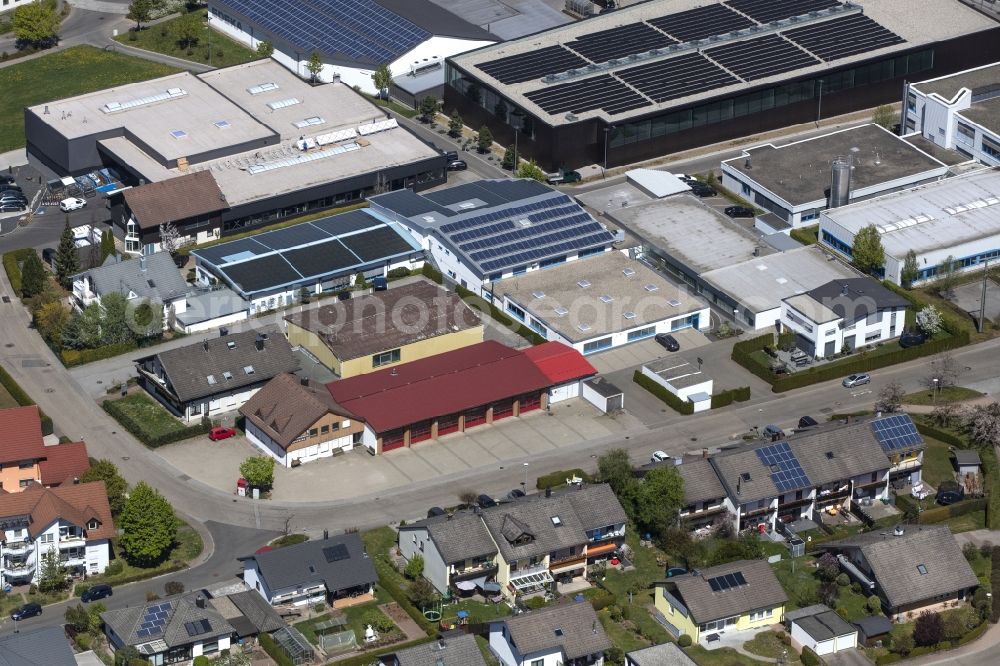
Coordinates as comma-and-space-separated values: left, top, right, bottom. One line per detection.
836, 573, 850, 587
867, 595, 882, 613
145, 591, 160, 601
271, 533, 308, 548
102, 397, 213, 448
361, 608, 396, 634
164, 581, 184, 596
404, 554, 424, 580
634, 370, 694, 414
836, 607, 850, 619
105, 559, 125, 576
420, 263, 443, 284
525, 596, 547, 609
61, 341, 139, 367
678, 634, 692, 648
800, 646, 820, 666
3, 248, 36, 297
588, 590, 615, 612
75, 632, 93, 650
193, 658, 210, 666
913, 611, 944, 646
387, 267, 411, 280
75, 583, 91, 598
710, 386, 750, 409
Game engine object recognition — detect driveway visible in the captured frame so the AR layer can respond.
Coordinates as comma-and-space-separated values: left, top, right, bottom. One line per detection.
824, 649, 874, 666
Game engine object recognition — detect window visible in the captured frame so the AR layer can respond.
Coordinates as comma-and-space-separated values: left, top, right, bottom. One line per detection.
627, 326, 656, 342
505, 302, 526, 320
956, 122, 975, 141
40, 533, 54, 543
88, 520, 99, 530
372, 349, 401, 367
18, 461, 33, 469
917, 564, 928, 575
983, 136, 1000, 162
320, 425, 329, 434
19, 479, 31, 488
582, 337, 613, 354
309, 428, 318, 438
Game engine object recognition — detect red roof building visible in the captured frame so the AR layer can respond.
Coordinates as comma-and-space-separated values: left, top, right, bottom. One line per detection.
38, 441, 91, 487
327, 341, 596, 453
0, 406, 90, 493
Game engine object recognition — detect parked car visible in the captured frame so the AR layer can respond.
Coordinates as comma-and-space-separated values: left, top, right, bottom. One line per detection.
690, 184, 717, 197
476, 494, 497, 509
842, 373, 871, 388
426, 506, 446, 518
797, 415, 819, 429
763, 424, 785, 441
899, 330, 927, 348
442, 150, 459, 162
0, 174, 16, 185
59, 197, 87, 212
724, 206, 755, 218
10, 602, 42, 620
0, 203, 26, 213
447, 160, 468, 171
337, 290, 352, 301
506, 488, 525, 500
1, 184, 22, 192
650, 450, 671, 463
561, 170, 582, 183
654, 333, 680, 351
81, 583, 113, 603
208, 426, 236, 441
936, 481, 965, 505
372, 276, 388, 291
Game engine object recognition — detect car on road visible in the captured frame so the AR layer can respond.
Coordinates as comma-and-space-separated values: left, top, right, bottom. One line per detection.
372, 276, 388, 292
208, 426, 237, 441
561, 170, 582, 183
442, 150, 458, 162
10, 602, 42, 620
724, 206, 755, 218
842, 373, 871, 388
650, 450, 671, 463
81, 583, 113, 603
899, 329, 927, 348
506, 488, 525, 500
477, 494, 497, 509
655, 333, 680, 351
447, 160, 467, 171
797, 415, 819, 430
59, 197, 87, 212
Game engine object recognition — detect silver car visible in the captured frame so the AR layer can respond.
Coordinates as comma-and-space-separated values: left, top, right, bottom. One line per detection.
842, 373, 871, 388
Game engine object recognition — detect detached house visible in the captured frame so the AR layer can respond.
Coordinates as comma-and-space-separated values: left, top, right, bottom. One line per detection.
71, 253, 190, 330
137, 326, 297, 422
380, 633, 488, 666
398, 512, 499, 596
1, 405, 90, 493
0, 481, 114, 589
489, 601, 612, 666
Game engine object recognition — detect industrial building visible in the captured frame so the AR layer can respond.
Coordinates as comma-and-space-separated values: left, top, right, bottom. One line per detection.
819, 168, 1000, 284
25, 60, 445, 255
903, 61, 1000, 166
720, 124, 949, 230
445, 0, 1000, 170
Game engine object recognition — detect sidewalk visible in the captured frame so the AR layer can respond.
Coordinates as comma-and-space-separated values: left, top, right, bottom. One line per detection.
903, 396, 996, 414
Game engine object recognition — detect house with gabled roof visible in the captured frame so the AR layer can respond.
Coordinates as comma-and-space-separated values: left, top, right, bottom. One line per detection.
489, 600, 612, 666
398, 511, 499, 596
653, 559, 787, 645
0, 626, 79, 666
0, 405, 90, 494
627, 642, 697, 666
379, 633, 488, 666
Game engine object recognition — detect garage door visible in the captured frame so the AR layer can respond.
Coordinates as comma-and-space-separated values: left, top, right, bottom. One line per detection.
410, 420, 433, 444
437, 413, 460, 436
382, 429, 405, 452
492, 399, 514, 421
464, 406, 487, 429
520, 393, 541, 413
815, 638, 834, 656
549, 382, 579, 403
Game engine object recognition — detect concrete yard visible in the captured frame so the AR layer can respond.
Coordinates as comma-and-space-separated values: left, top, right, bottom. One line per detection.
950, 278, 1000, 323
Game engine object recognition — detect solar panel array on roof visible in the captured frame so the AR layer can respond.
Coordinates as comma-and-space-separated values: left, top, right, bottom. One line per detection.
135, 602, 173, 639
755, 441, 811, 493
783, 13, 905, 62
707, 570, 748, 592
217, 0, 429, 64
648, 3, 754, 43
184, 619, 213, 637
222, 253, 303, 293
341, 226, 416, 262
871, 415, 922, 452
705, 34, 820, 82
284, 240, 359, 278
323, 544, 350, 563
617, 52, 739, 103
566, 23, 676, 63
725, 0, 841, 24
525, 74, 650, 116
477, 45, 589, 84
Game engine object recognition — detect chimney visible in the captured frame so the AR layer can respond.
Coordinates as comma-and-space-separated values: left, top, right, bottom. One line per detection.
545, 488, 552, 498
702, 448, 709, 459
255, 334, 265, 351
195, 595, 206, 608
73, 477, 80, 484
301, 377, 310, 387
324, 529, 329, 540
203, 339, 209, 352
841, 283, 849, 296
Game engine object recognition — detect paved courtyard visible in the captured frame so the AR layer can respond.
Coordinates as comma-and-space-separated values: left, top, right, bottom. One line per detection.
951, 278, 1000, 323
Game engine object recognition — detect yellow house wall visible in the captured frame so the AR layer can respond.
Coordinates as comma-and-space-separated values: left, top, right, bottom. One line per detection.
286, 322, 342, 375
339, 325, 485, 378
735, 604, 785, 630
654, 586, 700, 642
0, 462, 40, 493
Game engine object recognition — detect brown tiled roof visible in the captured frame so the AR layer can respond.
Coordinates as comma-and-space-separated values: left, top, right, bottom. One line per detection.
1, 406, 45, 463
38, 442, 91, 486
123, 171, 227, 230
0, 481, 115, 541
239, 373, 359, 450
662, 559, 788, 624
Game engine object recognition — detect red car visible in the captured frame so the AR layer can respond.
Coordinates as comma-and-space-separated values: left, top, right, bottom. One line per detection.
209, 426, 237, 441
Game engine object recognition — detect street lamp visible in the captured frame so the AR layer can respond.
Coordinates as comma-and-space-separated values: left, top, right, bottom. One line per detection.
603, 125, 615, 178
510, 110, 524, 173
522, 462, 529, 492
816, 79, 824, 125
932, 377, 939, 404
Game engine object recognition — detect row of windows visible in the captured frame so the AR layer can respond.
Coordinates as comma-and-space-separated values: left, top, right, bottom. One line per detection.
918, 249, 1000, 279
372, 348, 401, 367
821, 230, 853, 257
627, 326, 655, 342
582, 337, 613, 354
983, 136, 1000, 162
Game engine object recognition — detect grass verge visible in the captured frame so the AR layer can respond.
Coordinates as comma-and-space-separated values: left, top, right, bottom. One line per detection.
115, 9, 256, 68
102, 393, 212, 447
902, 386, 984, 406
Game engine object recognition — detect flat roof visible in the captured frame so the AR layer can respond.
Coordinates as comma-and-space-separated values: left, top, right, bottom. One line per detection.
702, 246, 858, 315
496, 251, 708, 342
960, 97, 1000, 134
901, 134, 970, 166
820, 168, 1000, 257
429, 0, 571, 40
608, 194, 770, 273
644, 359, 706, 389
723, 124, 947, 207
912, 61, 1000, 101
449, 0, 995, 126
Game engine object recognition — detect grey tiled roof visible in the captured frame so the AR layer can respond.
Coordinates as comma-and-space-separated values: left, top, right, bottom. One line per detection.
240, 532, 376, 595
664, 559, 788, 624
709, 446, 783, 504
678, 459, 726, 505
101, 593, 233, 649
225, 590, 286, 634
391, 633, 488, 666
794, 610, 856, 642
144, 325, 297, 402
502, 601, 611, 660
627, 642, 697, 666
824, 525, 979, 608
0, 627, 77, 666
427, 512, 497, 563
561, 483, 628, 532
81, 252, 189, 303
791, 421, 890, 487
954, 449, 981, 466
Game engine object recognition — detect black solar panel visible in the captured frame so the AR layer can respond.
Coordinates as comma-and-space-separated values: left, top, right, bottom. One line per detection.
221, 253, 303, 293
706, 571, 749, 592
525, 74, 650, 116
323, 544, 350, 562
755, 441, 811, 493
340, 226, 414, 263
617, 53, 739, 103
783, 13, 905, 62
726, 0, 841, 24
566, 23, 676, 63
310, 209, 382, 236
479, 231, 613, 273
252, 222, 333, 250
705, 34, 819, 82
478, 45, 590, 84
649, 4, 755, 43
871, 414, 922, 452
466, 216, 599, 257
284, 240, 358, 279
195, 237, 269, 267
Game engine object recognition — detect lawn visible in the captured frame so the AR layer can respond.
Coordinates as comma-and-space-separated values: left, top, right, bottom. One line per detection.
743, 631, 799, 662
0, 382, 18, 409
943, 510, 986, 533
902, 386, 984, 406
921, 436, 958, 489
685, 645, 773, 665
86, 520, 203, 588
790, 225, 819, 246
0, 46, 179, 152
115, 9, 257, 69
443, 598, 511, 624
771, 556, 819, 612
107, 393, 188, 439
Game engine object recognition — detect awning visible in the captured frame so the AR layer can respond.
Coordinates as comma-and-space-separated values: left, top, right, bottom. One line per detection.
510, 570, 553, 591
454, 580, 477, 591
469, 575, 488, 587
588, 542, 617, 557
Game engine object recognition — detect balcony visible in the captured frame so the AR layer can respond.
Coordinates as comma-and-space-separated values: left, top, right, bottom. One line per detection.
549, 553, 586, 573
450, 564, 498, 582
892, 458, 922, 472
2, 560, 35, 576
58, 535, 86, 548
3, 540, 33, 555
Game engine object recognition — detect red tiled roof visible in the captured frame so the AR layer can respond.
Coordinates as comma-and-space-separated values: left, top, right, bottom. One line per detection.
0, 481, 115, 541
522, 342, 597, 384
38, 442, 91, 486
1, 406, 45, 463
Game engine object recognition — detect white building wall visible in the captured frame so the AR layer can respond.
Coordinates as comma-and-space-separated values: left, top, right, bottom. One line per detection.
489, 624, 521, 666
791, 622, 818, 652
85, 539, 111, 576
361, 425, 378, 452
581, 381, 620, 413
398, 527, 450, 595
187, 386, 261, 423
242, 560, 273, 603
548, 381, 580, 404
179, 309, 249, 334
287, 431, 354, 465
245, 422, 289, 466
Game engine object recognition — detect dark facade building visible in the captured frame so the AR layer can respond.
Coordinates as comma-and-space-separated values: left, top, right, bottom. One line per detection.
445, 0, 1000, 170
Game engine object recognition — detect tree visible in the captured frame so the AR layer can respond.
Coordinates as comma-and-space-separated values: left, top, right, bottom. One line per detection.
448, 111, 463, 138
256, 40, 274, 58
81, 459, 129, 516
407, 577, 437, 609
929, 403, 963, 429
306, 50, 324, 83
100, 292, 137, 346
118, 481, 178, 566
38, 548, 67, 593
371, 64, 392, 99
403, 554, 424, 580
354, 271, 368, 290
901, 249, 920, 289
34, 300, 70, 345
816, 552, 840, 581
517, 159, 547, 182
65, 604, 91, 632
851, 224, 884, 275
419, 95, 438, 122
893, 631, 914, 656
501, 144, 516, 171
923, 353, 960, 390
131, 298, 164, 339
12, 0, 60, 48
240, 456, 275, 491
87, 602, 106, 634
913, 611, 944, 647
871, 104, 895, 130
164, 580, 185, 596
874, 381, 904, 414
597, 449, 636, 498
175, 11, 201, 50
55, 220, 80, 289
20, 251, 46, 298
934, 255, 959, 297
633, 465, 684, 537
61, 303, 102, 349
100, 228, 116, 262
866, 595, 882, 613
126, 0, 155, 31
158, 222, 180, 254
965, 403, 1000, 447
476, 125, 493, 153
114, 646, 144, 666
916, 305, 942, 337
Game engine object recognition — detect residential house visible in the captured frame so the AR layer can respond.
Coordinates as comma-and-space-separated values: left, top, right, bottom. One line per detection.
239, 373, 365, 467
489, 600, 612, 666
379, 633, 488, 666
71, 253, 190, 330
102, 592, 234, 665
240, 532, 376, 607
0, 406, 90, 493
479, 484, 626, 600
0, 481, 114, 589
119, 171, 228, 255
206, 589, 286, 643
626, 642, 697, 666
397, 511, 498, 596
136, 326, 298, 422
780, 278, 909, 359
786, 605, 858, 656
653, 559, 787, 645
0, 626, 79, 666
820, 525, 979, 619
954, 449, 982, 477
284, 281, 483, 377
676, 458, 728, 531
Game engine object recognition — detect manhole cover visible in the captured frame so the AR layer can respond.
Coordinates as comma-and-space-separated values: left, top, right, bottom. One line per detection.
1, 296, 9, 303
96, 380, 103, 384
22, 359, 47, 367
121, 455, 128, 460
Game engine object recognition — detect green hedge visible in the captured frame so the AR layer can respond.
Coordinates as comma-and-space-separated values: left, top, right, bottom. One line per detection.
370, 553, 436, 635
536, 469, 594, 490
633, 370, 694, 414
88, 562, 185, 587
101, 398, 212, 448
420, 263, 443, 285
259, 633, 294, 666
957, 619, 990, 646
3, 248, 35, 298
913, 498, 987, 525
710, 386, 751, 409
0, 364, 54, 435
993, 546, 1000, 623
61, 341, 138, 367
875, 653, 903, 665
800, 646, 820, 666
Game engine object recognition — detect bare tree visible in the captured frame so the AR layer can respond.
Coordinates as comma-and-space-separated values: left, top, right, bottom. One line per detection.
928, 403, 964, 429
922, 353, 961, 390
158, 222, 181, 255
874, 382, 905, 414
965, 403, 1000, 447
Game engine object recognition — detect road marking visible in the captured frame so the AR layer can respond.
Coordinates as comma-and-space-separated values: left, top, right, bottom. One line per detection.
253, 501, 261, 529
851, 389, 872, 398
